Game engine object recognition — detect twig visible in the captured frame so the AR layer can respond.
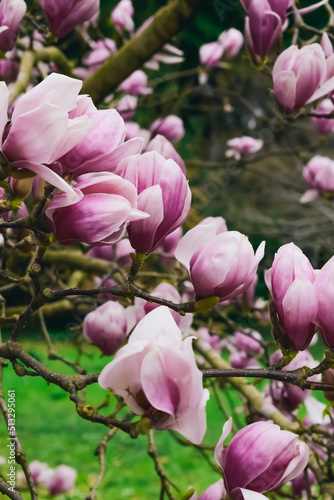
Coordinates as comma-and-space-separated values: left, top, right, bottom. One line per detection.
148, 430, 177, 500
86, 428, 118, 500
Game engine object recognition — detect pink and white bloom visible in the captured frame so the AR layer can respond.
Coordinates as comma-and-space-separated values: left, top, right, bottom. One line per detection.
219, 28, 244, 58
98, 307, 209, 444
41, 465, 77, 496
116, 151, 191, 253
146, 134, 186, 174
150, 115, 185, 143
0, 0, 26, 51
111, 0, 134, 33
57, 96, 143, 178
214, 419, 309, 496
157, 226, 183, 258
46, 172, 148, 246
265, 243, 317, 350
125, 121, 150, 147
83, 302, 129, 356
40, 0, 100, 38
273, 44, 334, 111
315, 256, 334, 348
199, 42, 225, 68
116, 94, 138, 121
300, 155, 334, 203
29, 461, 48, 485
198, 216, 228, 234
1, 73, 96, 198
176, 223, 265, 301
119, 70, 152, 96
311, 99, 334, 135
226, 136, 263, 160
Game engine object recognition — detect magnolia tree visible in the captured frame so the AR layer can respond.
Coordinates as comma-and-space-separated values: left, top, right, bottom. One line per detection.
0, 0, 334, 499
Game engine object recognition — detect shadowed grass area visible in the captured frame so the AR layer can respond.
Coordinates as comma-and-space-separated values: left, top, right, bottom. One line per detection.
0, 338, 245, 499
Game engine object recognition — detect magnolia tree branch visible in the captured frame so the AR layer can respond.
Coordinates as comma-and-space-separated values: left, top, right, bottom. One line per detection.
0, 479, 23, 500
201, 367, 334, 392
81, 0, 204, 103
195, 337, 299, 432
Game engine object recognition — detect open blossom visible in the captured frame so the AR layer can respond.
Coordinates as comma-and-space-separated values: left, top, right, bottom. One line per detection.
300, 155, 334, 203
98, 307, 209, 444
57, 96, 143, 179
46, 172, 148, 246
199, 28, 243, 68
265, 243, 317, 350
0, 0, 26, 51
150, 115, 185, 143
226, 136, 263, 160
1, 73, 96, 198
40, 0, 100, 38
41, 465, 77, 496
111, 0, 134, 33
116, 151, 191, 253
119, 70, 152, 95
311, 99, 334, 135
83, 302, 129, 356
273, 44, 334, 111
214, 419, 309, 497
315, 256, 334, 348
175, 223, 265, 301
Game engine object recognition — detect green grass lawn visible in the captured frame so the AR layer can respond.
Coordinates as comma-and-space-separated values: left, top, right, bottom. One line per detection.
0, 336, 244, 499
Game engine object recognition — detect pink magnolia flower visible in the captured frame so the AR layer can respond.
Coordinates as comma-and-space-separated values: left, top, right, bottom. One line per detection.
116, 151, 191, 253
119, 70, 152, 96
146, 134, 186, 174
199, 41, 225, 68
1, 73, 95, 198
190, 479, 227, 500
241, 0, 291, 22
268, 349, 320, 411
41, 465, 77, 496
291, 469, 316, 497
273, 44, 334, 111
300, 155, 334, 203
175, 223, 265, 301
57, 95, 143, 178
111, 0, 134, 33
219, 28, 244, 58
198, 216, 228, 234
46, 172, 148, 246
265, 243, 317, 350
0, 0, 26, 51
214, 419, 309, 497
83, 39, 117, 69
116, 94, 138, 121
135, 282, 193, 332
98, 307, 209, 444
150, 115, 185, 143
315, 256, 334, 348
29, 461, 48, 485
125, 121, 150, 147
87, 238, 134, 267
0, 59, 19, 84
40, 0, 100, 38
83, 302, 129, 356
157, 226, 183, 257
244, 0, 283, 58
226, 136, 263, 160
311, 99, 334, 135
